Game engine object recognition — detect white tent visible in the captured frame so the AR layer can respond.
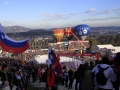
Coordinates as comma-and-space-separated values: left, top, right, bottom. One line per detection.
34, 54, 82, 68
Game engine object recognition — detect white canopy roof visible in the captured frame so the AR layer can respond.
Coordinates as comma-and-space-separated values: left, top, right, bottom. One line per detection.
97, 44, 114, 48
34, 54, 82, 64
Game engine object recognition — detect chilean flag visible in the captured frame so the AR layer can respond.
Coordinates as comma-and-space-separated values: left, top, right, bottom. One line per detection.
0, 24, 29, 54
48, 48, 62, 74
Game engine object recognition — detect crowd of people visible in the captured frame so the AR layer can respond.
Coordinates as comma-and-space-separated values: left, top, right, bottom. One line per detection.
46, 52, 120, 90
68, 42, 90, 49
0, 58, 47, 90
0, 52, 120, 90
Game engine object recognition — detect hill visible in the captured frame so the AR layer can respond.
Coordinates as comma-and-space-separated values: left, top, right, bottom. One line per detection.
91, 26, 120, 31
3, 26, 120, 37
6, 29, 52, 37
2, 26, 31, 33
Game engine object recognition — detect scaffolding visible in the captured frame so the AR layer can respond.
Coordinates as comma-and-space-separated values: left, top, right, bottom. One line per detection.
71, 31, 86, 49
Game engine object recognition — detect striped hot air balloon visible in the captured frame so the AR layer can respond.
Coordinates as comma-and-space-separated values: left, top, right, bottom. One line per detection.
52, 28, 64, 42
64, 27, 73, 40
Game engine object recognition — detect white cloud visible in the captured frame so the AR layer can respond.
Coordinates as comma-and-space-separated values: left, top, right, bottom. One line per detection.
87, 21, 120, 27
118, 12, 120, 15
111, 8, 120, 15
112, 8, 120, 12
1, 20, 16, 26
40, 12, 80, 17
39, 12, 81, 21
82, 17, 107, 21
82, 16, 120, 21
5, 2, 9, 4
39, 13, 69, 21
39, 13, 51, 17
94, 9, 110, 15
69, 12, 80, 15
85, 8, 96, 13
69, 13, 77, 15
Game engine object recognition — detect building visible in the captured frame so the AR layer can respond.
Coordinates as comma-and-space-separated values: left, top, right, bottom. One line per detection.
93, 44, 120, 54
29, 41, 48, 49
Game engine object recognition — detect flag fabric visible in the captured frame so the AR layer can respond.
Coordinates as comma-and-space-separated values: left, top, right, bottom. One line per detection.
0, 24, 29, 54
48, 47, 62, 74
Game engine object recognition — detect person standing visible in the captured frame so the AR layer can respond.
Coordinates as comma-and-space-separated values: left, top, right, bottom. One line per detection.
64, 68, 68, 87
37, 67, 42, 83
68, 67, 74, 89
92, 57, 117, 90
80, 64, 93, 90
1, 64, 12, 89
21, 70, 28, 90
47, 64, 56, 90
31, 68, 36, 83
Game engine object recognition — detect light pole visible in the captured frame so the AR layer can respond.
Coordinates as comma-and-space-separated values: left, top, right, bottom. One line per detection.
13, 28, 16, 39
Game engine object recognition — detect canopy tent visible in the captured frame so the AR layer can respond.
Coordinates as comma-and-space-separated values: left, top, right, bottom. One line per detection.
34, 54, 82, 69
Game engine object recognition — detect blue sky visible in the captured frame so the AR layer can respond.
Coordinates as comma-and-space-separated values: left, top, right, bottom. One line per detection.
0, 0, 120, 29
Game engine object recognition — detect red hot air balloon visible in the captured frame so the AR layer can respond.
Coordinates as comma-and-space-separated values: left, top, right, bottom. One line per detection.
64, 27, 73, 40
52, 29, 64, 42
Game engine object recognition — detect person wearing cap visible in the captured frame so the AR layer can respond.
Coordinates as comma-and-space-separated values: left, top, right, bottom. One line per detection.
21, 70, 28, 90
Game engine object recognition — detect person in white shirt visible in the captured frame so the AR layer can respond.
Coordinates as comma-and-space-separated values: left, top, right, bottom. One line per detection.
92, 57, 117, 90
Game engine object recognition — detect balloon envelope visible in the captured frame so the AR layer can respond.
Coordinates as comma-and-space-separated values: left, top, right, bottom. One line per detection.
52, 29, 64, 42
73, 24, 90, 40
64, 27, 73, 40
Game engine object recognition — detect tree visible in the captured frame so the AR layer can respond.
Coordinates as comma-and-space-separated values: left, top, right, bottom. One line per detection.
108, 36, 114, 45
114, 34, 120, 45
86, 39, 92, 52
92, 39, 97, 47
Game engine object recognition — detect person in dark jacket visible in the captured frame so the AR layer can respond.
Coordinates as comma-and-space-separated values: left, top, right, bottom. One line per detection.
68, 67, 74, 89
21, 70, 28, 90
1, 64, 12, 89
32, 68, 36, 83
113, 52, 120, 90
74, 64, 83, 90
55, 72, 59, 90
64, 68, 68, 87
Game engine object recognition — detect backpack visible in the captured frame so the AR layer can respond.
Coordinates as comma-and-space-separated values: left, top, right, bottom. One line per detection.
96, 65, 109, 85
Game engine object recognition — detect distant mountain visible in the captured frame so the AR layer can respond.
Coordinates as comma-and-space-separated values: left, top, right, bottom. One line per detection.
46, 28, 56, 31
3, 26, 120, 37
46, 26, 120, 31
3, 25, 120, 33
6, 29, 52, 37
91, 26, 120, 31
2, 26, 31, 33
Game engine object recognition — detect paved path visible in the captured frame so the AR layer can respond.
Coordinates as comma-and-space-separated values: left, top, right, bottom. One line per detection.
29, 81, 76, 90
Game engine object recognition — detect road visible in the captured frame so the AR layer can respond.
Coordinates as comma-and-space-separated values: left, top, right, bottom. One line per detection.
29, 80, 76, 90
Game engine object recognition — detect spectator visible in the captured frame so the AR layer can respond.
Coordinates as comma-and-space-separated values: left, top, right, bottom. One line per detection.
46, 64, 56, 90
92, 57, 117, 90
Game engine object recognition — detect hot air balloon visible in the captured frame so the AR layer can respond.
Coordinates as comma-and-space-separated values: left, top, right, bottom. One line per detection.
73, 24, 90, 40
64, 27, 73, 40
52, 29, 64, 42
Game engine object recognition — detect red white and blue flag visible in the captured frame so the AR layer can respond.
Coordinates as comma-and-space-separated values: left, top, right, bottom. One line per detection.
0, 24, 29, 54
48, 47, 62, 74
